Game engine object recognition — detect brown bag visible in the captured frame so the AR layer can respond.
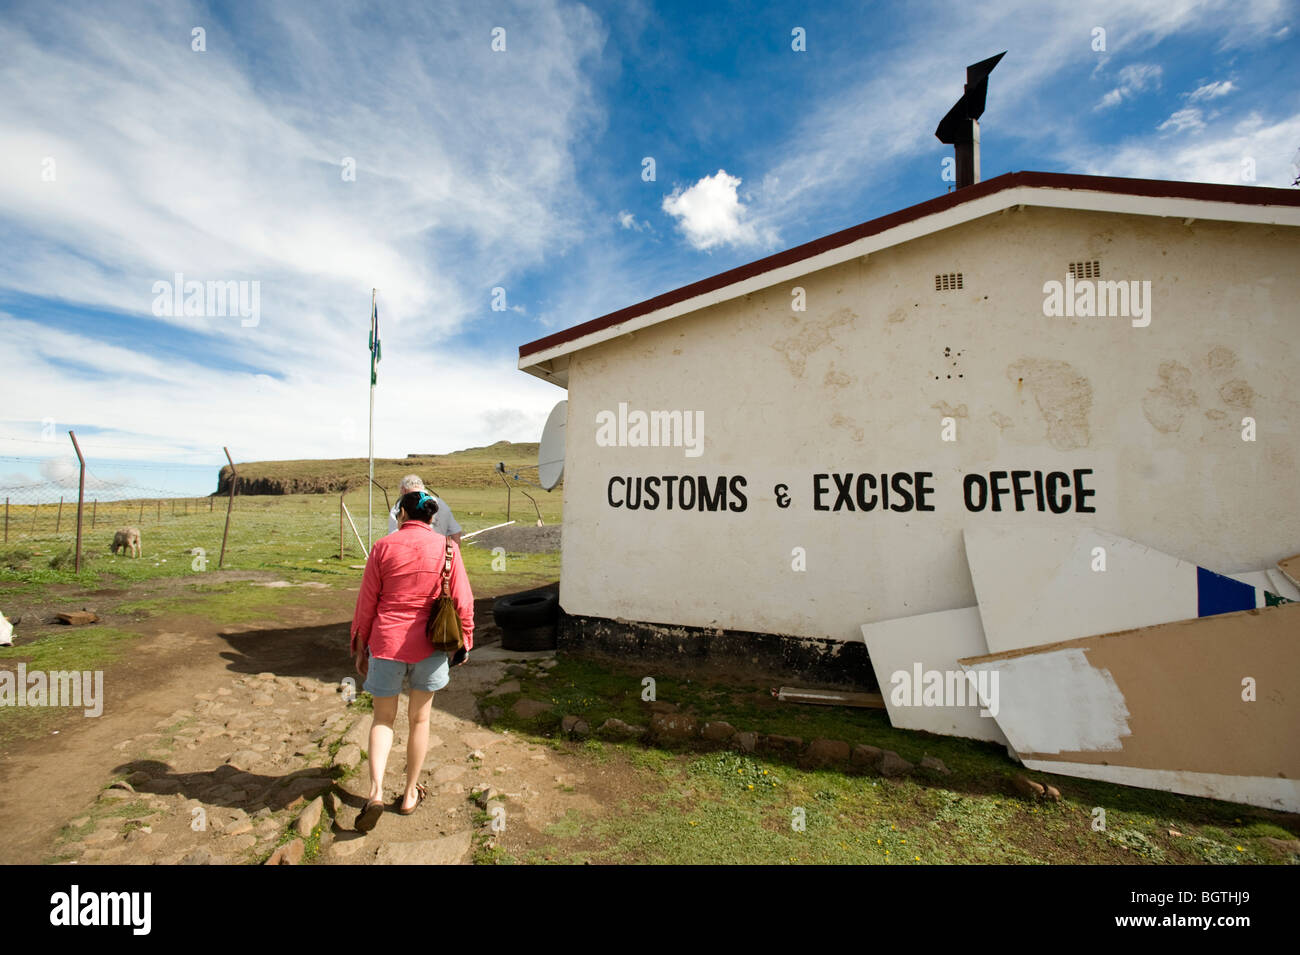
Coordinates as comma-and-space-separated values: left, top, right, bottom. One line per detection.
426, 541, 464, 654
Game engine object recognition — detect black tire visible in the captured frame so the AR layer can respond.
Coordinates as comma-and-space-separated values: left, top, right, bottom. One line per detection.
500, 623, 557, 652
493, 589, 559, 630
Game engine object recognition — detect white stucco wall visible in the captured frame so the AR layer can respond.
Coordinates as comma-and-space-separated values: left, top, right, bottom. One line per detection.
557, 206, 1300, 644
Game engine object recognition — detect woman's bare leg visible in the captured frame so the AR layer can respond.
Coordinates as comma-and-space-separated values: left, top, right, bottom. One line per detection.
400, 689, 435, 810
367, 694, 400, 803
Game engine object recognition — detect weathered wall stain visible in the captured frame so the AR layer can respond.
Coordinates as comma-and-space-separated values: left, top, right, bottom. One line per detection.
772, 307, 857, 377
823, 363, 854, 391
990, 411, 1014, 431
830, 412, 864, 442
1141, 360, 1198, 433
931, 401, 969, 418
1218, 378, 1256, 410
1006, 358, 1093, 450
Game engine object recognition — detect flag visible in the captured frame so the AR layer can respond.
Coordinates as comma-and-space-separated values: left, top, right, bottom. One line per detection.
368, 297, 381, 385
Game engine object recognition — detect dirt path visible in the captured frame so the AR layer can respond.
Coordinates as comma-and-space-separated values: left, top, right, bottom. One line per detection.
0, 574, 603, 865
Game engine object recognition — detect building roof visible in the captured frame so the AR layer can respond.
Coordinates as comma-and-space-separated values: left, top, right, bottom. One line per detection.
518, 171, 1300, 386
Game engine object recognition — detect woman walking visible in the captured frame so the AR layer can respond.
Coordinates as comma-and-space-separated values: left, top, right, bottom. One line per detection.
350, 489, 475, 832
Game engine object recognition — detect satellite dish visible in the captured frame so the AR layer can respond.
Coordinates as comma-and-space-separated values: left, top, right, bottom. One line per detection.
538, 400, 566, 491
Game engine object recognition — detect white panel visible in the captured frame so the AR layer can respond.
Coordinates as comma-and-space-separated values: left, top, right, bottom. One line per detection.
861, 607, 1007, 743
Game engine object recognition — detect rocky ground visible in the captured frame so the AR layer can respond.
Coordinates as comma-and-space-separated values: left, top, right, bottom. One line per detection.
45, 643, 599, 865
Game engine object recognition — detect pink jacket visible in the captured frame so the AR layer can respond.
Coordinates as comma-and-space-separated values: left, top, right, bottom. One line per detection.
350, 521, 475, 662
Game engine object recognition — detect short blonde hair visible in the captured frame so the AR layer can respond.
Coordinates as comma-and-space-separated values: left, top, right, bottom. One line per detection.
399, 474, 425, 494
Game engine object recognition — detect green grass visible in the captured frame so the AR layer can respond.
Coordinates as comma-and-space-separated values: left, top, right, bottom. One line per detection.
478, 655, 1300, 866
0, 484, 560, 596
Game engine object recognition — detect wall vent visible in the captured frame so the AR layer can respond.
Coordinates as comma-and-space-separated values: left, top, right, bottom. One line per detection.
934, 272, 964, 291
1068, 260, 1101, 279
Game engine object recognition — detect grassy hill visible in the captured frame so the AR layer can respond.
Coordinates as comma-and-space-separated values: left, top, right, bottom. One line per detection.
215, 441, 551, 495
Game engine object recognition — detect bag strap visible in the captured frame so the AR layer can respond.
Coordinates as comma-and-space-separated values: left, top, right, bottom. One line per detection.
441, 541, 453, 592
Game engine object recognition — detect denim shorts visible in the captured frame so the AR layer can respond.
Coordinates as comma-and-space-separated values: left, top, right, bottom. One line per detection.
363, 650, 450, 697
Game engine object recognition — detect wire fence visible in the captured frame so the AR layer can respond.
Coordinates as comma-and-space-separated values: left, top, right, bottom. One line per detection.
0, 434, 237, 570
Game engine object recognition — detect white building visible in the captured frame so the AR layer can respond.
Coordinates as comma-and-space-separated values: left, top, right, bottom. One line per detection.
518, 172, 1300, 685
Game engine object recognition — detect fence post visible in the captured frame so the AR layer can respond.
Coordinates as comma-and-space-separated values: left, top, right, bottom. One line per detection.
219, 447, 237, 569
209, 496, 213, 512
156, 500, 160, 522
91, 499, 96, 529
138, 500, 144, 523
56, 496, 63, 533
339, 492, 345, 560
3, 497, 7, 543
31, 500, 39, 532
70, 431, 86, 573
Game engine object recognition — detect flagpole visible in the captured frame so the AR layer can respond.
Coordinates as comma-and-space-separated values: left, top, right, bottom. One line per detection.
368, 287, 376, 550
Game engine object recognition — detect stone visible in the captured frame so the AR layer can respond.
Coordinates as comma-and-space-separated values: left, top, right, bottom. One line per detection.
480, 705, 504, 722
330, 837, 366, 860
803, 738, 851, 767
701, 721, 736, 741
650, 712, 698, 740
252, 694, 275, 706
851, 744, 884, 771
295, 797, 325, 838
266, 839, 305, 865
560, 715, 589, 738
473, 787, 501, 808
333, 743, 362, 770
732, 732, 758, 753
180, 848, 217, 865
57, 611, 98, 626
433, 764, 465, 784
109, 779, 136, 793
878, 751, 914, 778
69, 815, 90, 829
511, 699, 555, 720
375, 832, 473, 865
488, 680, 521, 697
1013, 776, 1046, 800
920, 756, 952, 775
256, 672, 276, 681
648, 701, 678, 713
84, 829, 121, 846
223, 833, 257, 852
227, 750, 263, 771
223, 820, 254, 837
760, 734, 803, 756
597, 718, 645, 740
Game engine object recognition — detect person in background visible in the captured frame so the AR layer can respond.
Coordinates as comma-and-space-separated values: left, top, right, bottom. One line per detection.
350, 489, 475, 832
387, 473, 461, 545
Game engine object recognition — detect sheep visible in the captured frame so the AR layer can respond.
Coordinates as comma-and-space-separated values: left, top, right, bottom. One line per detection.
111, 526, 142, 558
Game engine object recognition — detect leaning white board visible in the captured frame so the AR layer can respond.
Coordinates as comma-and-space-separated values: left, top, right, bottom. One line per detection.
964, 525, 1280, 654
861, 607, 1007, 744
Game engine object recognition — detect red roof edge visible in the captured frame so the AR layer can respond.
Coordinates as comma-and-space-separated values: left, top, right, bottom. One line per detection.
519, 171, 1300, 361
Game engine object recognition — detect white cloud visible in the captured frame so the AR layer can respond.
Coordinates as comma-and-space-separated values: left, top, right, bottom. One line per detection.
1079, 111, 1300, 186
1095, 63, 1163, 110
0, 0, 603, 458
618, 210, 649, 232
1158, 108, 1207, 132
662, 170, 777, 251
1188, 80, 1235, 101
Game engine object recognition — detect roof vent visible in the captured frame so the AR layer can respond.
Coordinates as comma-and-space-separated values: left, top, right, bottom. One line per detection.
935, 272, 964, 291
935, 52, 1006, 189
1068, 260, 1101, 279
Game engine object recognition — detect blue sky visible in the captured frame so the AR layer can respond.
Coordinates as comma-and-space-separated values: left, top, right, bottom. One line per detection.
1, 0, 1296, 498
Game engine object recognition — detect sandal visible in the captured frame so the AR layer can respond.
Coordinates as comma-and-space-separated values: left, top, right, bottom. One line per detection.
355, 799, 385, 833
395, 783, 427, 816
